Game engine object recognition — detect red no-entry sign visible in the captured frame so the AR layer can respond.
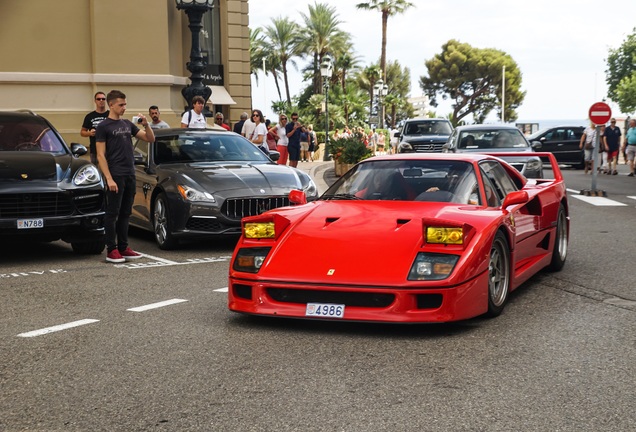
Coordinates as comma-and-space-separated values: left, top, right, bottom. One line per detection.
588, 102, 612, 125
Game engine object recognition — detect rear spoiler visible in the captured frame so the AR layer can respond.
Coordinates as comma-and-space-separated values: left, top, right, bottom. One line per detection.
483, 152, 563, 182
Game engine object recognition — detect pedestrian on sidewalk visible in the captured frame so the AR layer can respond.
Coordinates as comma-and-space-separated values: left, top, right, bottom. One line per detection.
286, 112, 302, 168
273, 114, 289, 165
605, 118, 621, 175
148, 105, 170, 129
579, 123, 597, 174
625, 118, 636, 176
180, 96, 208, 128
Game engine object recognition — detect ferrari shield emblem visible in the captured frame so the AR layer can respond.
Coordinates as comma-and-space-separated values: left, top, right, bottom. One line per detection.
21, 173, 28, 179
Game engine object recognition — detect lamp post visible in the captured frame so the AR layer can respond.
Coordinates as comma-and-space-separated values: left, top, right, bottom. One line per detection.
175, 0, 214, 109
320, 55, 333, 161
373, 79, 388, 130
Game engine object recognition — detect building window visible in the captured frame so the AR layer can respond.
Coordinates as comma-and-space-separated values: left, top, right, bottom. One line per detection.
201, 0, 221, 65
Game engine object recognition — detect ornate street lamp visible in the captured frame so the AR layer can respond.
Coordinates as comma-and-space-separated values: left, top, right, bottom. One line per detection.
320, 55, 334, 161
175, 0, 214, 109
373, 79, 388, 129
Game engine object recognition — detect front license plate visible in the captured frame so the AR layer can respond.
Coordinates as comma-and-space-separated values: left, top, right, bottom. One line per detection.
17, 219, 44, 229
305, 303, 345, 319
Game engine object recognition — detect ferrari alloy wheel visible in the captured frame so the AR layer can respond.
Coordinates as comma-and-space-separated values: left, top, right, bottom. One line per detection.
486, 232, 510, 317
547, 203, 568, 271
153, 193, 178, 250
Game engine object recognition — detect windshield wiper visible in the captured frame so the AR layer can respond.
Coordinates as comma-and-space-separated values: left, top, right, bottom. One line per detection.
322, 193, 362, 201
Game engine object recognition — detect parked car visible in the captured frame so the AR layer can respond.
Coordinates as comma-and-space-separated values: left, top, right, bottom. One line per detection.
397, 118, 453, 153
528, 126, 585, 168
443, 124, 543, 178
0, 110, 105, 254
228, 152, 569, 323
130, 128, 319, 249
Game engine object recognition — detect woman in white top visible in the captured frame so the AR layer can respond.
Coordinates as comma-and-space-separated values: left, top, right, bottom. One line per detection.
249, 109, 268, 155
273, 114, 289, 165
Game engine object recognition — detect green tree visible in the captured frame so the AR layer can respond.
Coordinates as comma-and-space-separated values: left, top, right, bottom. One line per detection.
606, 28, 636, 113
355, 0, 414, 80
249, 28, 267, 85
262, 17, 302, 106
384, 60, 413, 126
299, 2, 351, 95
420, 39, 525, 125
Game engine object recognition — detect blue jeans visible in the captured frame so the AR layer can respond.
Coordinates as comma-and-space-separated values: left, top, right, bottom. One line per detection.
104, 175, 136, 253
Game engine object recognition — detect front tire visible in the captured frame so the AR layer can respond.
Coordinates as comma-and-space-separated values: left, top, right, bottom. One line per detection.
546, 204, 568, 271
486, 231, 511, 318
153, 193, 178, 250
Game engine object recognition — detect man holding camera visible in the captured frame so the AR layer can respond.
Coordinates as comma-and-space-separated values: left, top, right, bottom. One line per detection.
96, 90, 155, 263
285, 112, 303, 168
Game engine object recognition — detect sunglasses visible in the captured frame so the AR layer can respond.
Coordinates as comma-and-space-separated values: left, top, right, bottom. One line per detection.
280, 118, 287, 120
252, 114, 260, 118
95, 98, 106, 101
215, 118, 223, 120
292, 117, 298, 120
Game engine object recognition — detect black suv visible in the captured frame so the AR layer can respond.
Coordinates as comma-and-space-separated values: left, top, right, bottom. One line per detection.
397, 118, 453, 153
0, 111, 105, 253
527, 126, 585, 168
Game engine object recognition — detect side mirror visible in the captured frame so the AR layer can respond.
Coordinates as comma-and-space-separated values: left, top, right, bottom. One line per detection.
531, 141, 542, 150
70, 143, 87, 156
133, 151, 146, 165
269, 150, 280, 162
289, 189, 307, 205
502, 190, 529, 208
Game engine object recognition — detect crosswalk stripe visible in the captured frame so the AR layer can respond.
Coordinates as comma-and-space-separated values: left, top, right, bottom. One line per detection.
570, 195, 628, 206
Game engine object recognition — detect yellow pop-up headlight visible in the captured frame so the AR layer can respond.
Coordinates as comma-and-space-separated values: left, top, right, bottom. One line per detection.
426, 227, 464, 245
244, 222, 275, 239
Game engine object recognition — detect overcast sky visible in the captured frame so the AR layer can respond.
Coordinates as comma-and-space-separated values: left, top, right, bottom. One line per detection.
247, 0, 636, 124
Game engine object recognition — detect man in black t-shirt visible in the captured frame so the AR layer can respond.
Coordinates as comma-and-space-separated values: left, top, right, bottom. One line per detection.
96, 90, 155, 263
81, 91, 109, 164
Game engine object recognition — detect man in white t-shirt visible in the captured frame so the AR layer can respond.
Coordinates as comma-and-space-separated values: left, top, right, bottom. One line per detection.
180, 95, 208, 129
240, 115, 256, 138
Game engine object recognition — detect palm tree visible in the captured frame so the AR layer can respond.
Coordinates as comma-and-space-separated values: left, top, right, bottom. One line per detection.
262, 17, 302, 106
355, 0, 414, 80
299, 2, 351, 95
249, 28, 267, 85
356, 65, 382, 120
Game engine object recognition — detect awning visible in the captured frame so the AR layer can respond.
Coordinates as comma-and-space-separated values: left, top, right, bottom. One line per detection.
207, 85, 237, 105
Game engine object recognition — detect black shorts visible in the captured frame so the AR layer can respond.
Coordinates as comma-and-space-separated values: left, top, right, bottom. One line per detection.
288, 144, 300, 161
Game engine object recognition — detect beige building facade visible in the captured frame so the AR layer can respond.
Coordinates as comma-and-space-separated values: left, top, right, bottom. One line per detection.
0, 0, 252, 144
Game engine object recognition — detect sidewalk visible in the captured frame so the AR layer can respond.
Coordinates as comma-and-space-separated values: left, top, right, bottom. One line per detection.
295, 160, 337, 194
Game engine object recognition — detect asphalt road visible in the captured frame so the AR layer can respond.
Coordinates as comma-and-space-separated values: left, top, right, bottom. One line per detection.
1, 165, 635, 431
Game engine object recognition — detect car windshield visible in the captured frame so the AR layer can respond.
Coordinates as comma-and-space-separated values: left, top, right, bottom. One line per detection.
153, 132, 272, 164
404, 121, 452, 136
0, 116, 67, 153
458, 129, 529, 149
323, 159, 481, 204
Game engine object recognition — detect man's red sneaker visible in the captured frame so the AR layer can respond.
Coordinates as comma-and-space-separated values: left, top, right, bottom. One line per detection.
120, 247, 142, 260
106, 249, 125, 263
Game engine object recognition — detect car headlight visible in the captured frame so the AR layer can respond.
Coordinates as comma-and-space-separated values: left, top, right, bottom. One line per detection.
303, 179, 318, 198
426, 227, 464, 245
233, 247, 271, 273
177, 184, 216, 202
408, 253, 459, 281
73, 165, 101, 186
526, 159, 542, 171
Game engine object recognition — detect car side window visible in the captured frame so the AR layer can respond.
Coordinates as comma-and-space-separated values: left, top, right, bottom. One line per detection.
479, 161, 518, 205
135, 140, 149, 162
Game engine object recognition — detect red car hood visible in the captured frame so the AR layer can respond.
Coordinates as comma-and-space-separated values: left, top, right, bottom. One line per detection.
259, 201, 492, 285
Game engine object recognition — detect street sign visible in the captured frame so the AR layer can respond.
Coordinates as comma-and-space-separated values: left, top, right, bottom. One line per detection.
588, 102, 612, 125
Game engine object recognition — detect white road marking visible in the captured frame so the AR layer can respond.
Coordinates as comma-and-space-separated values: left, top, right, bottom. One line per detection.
628, 196, 636, 201
214, 287, 229, 292
127, 298, 188, 312
115, 256, 230, 269
17, 319, 99, 338
570, 195, 627, 206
